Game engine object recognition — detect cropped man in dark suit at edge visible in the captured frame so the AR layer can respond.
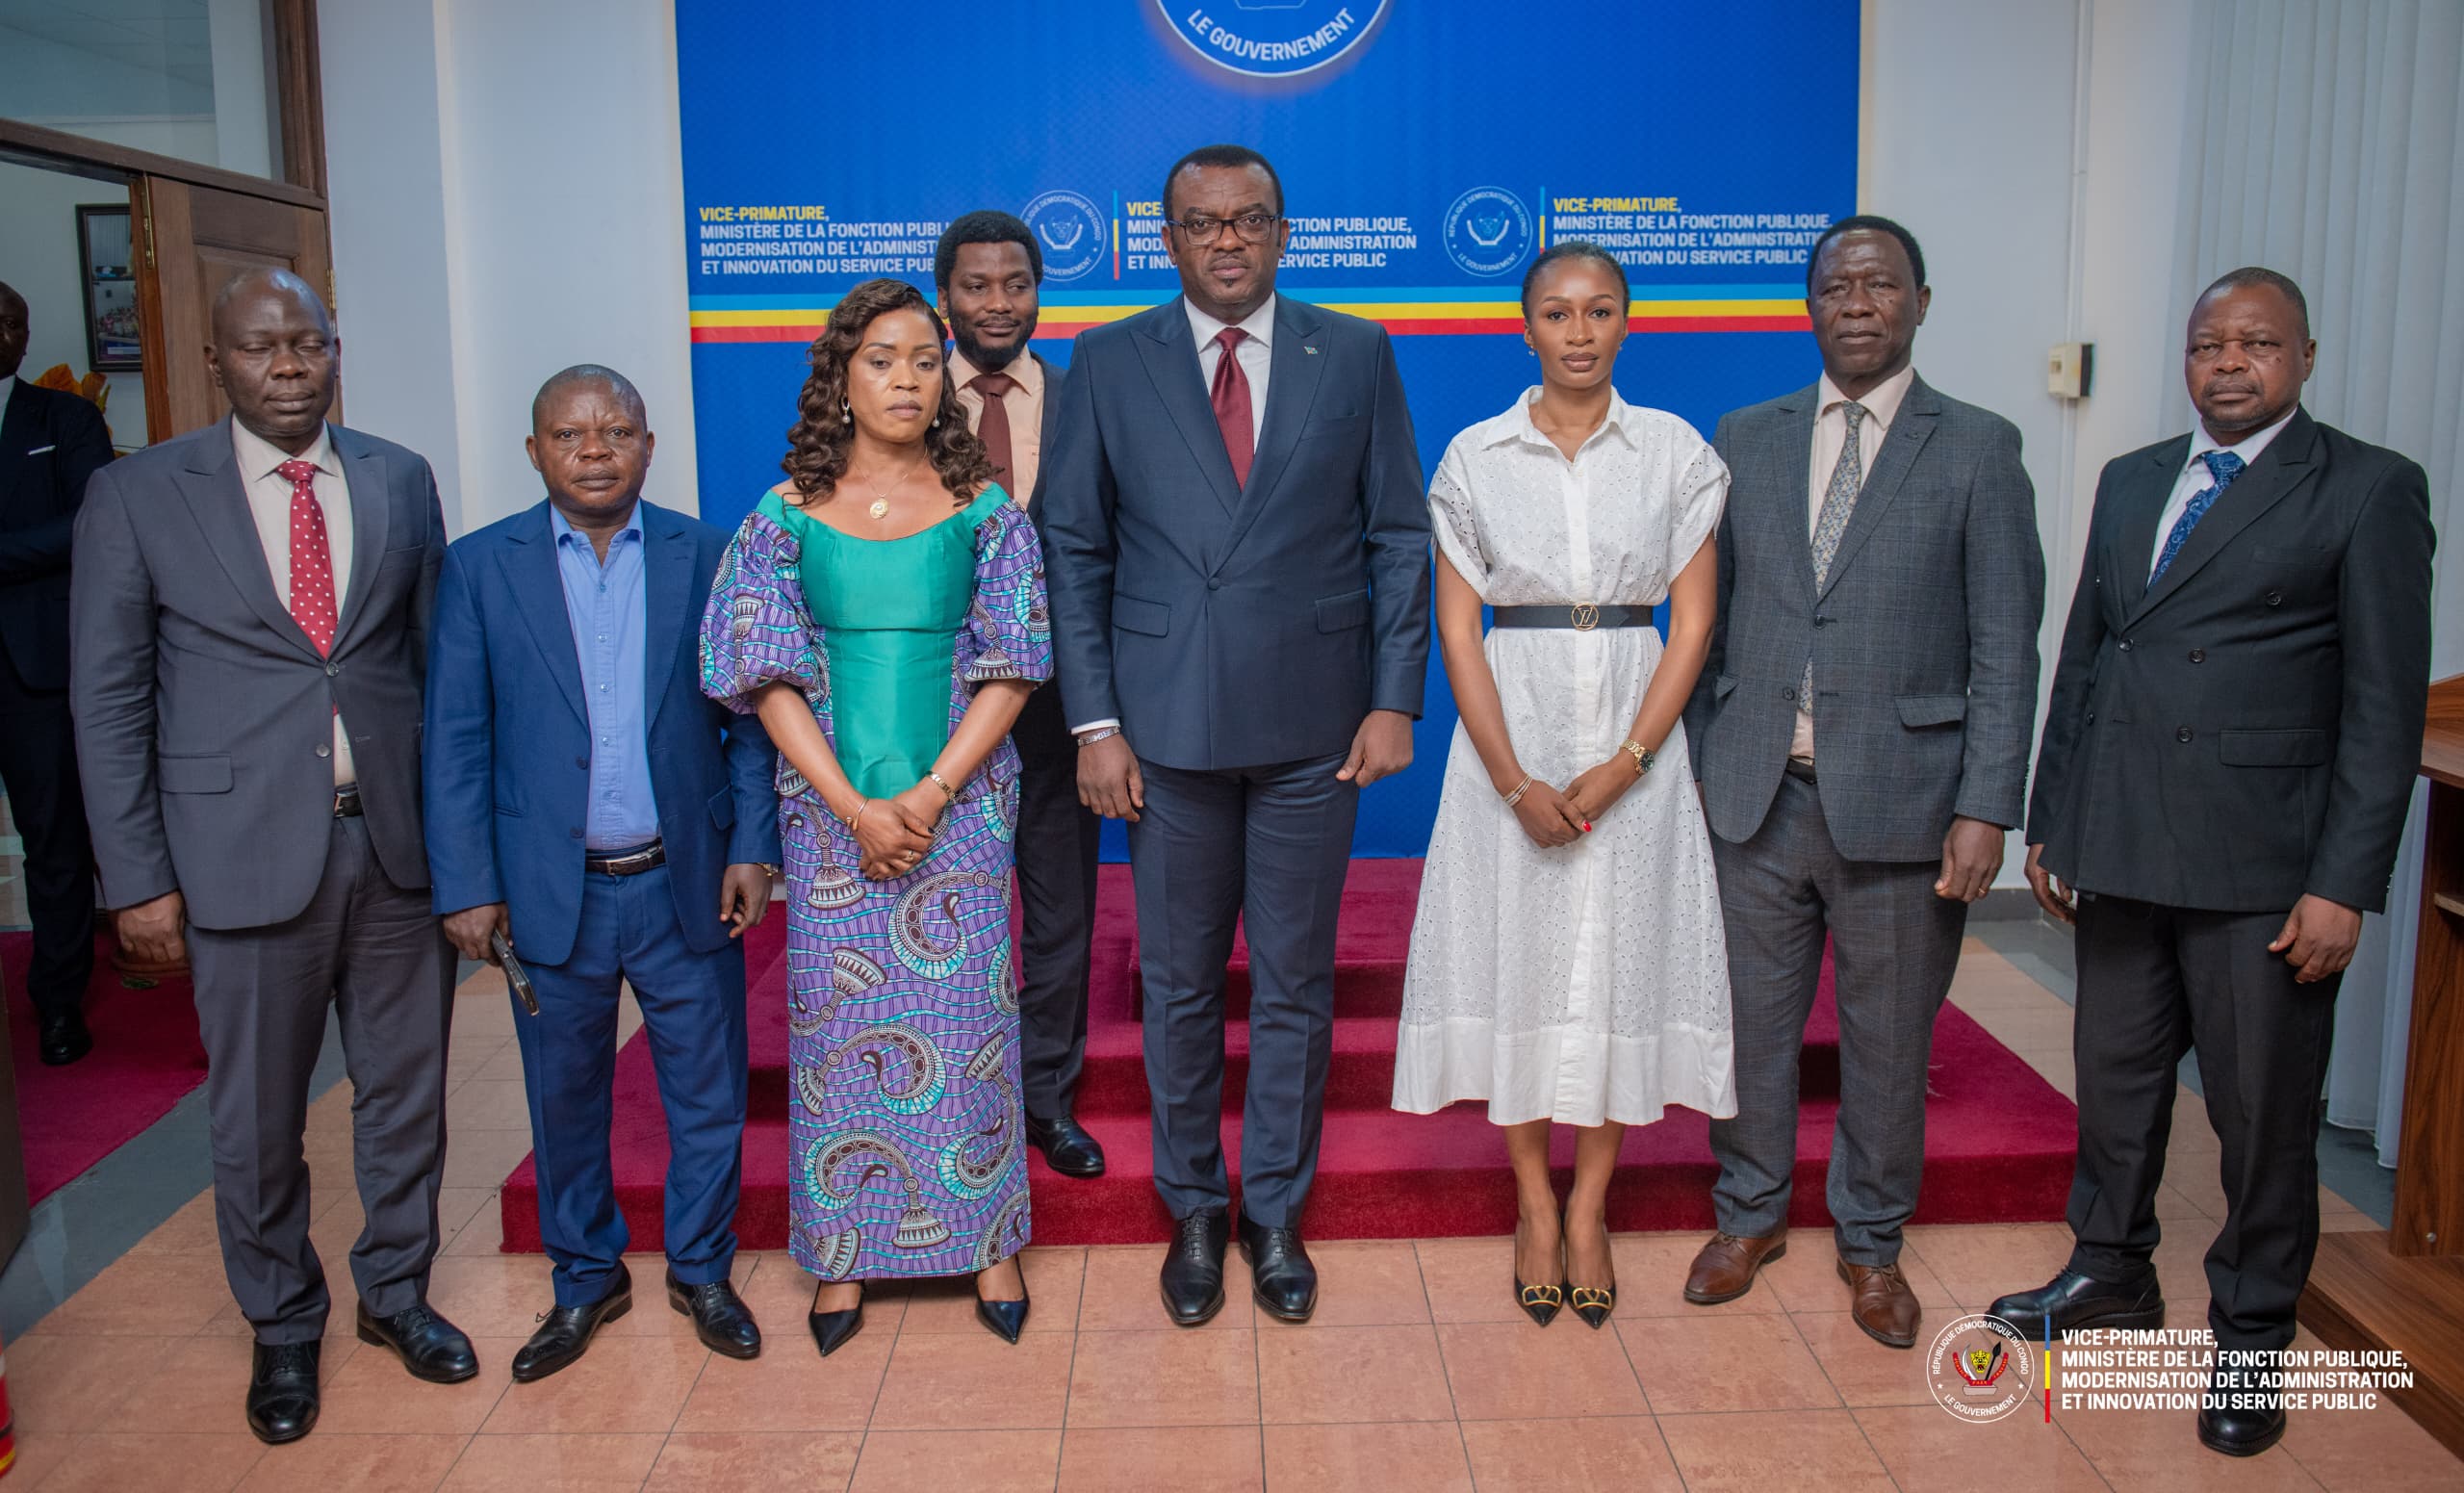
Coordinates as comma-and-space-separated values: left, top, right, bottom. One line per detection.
1040, 144, 1431, 1325
424, 366, 779, 1380
1680, 216, 2045, 1349
1990, 268, 2434, 1458
0, 279, 114, 1064
72, 268, 474, 1443
933, 211, 1107, 1180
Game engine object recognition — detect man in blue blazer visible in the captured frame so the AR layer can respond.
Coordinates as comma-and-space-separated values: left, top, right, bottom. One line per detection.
1041, 144, 1431, 1325
424, 366, 780, 1380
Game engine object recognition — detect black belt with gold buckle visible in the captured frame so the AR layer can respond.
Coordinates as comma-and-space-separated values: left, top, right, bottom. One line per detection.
583, 839, 666, 876
1489, 604, 1653, 631
333, 785, 364, 818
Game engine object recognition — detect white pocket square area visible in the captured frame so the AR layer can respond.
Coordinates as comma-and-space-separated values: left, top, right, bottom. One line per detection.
25, 445, 56, 456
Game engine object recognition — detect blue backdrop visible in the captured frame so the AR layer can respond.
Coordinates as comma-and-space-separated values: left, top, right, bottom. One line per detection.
674, 0, 1859, 856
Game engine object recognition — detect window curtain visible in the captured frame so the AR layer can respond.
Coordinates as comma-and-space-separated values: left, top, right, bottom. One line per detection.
2172, 0, 2464, 1166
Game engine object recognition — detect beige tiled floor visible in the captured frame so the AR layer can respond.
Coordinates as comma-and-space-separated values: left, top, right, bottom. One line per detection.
5, 944, 2457, 1491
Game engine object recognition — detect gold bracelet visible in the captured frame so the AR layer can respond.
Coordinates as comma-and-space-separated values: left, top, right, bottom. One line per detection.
926, 770, 959, 804
838, 798, 871, 831
1621, 740, 1655, 776
1502, 773, 1534, 808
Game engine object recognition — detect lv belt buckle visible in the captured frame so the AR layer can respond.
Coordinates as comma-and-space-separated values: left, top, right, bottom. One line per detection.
1570, 603, 1600, 632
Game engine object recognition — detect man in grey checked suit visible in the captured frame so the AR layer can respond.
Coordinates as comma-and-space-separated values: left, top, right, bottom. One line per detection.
1679, 217, 2044, 1348
72, 269, 474, 1444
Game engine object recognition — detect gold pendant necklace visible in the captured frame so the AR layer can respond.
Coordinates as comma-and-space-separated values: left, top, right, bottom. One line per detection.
860, 449, 928, 521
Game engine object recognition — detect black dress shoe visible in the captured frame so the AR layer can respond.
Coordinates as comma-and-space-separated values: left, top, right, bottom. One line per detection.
1025, 1114, 1107, 1177
245, 1340, 321, 1445
355, 1300, 479, 1382
38, 1010, 91, 1067
808, 1281, 865, 1358
1987, 1267, 2164, 1340
1160, 1209, 1230, 1326
667, 1268, 761, 1359
2197, 1361, 2286, 1456
975, 1271, 1032, 1344
511, 1263, 633, 1383
1237, 1212, 1319, 1324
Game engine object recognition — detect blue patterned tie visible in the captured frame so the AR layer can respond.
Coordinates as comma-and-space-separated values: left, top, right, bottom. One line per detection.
2150, 450, 2246, 582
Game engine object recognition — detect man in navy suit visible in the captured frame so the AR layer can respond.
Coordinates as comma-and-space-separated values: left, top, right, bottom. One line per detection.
424, 366, 779, 1380
1041, 144, 1431, 1325
0, 280, 112, 1064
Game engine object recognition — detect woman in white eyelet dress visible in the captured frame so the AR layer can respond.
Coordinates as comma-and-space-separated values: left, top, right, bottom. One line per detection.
1392, 243, 1735, 1328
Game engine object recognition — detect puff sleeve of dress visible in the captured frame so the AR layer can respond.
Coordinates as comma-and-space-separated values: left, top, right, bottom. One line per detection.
959, 498, 1055, 688
700, 497, 827, 715
1426, 438, 1491, 602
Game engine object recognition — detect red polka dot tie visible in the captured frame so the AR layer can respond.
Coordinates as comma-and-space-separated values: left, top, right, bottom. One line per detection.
278, 458, 337, 656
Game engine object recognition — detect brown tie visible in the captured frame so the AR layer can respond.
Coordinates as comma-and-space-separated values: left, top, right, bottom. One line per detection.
968, 370, 1016, 492
1209, 326, 1254, 487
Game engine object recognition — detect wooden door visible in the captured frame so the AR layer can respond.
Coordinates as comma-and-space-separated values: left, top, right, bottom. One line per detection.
135, 175, 333, 439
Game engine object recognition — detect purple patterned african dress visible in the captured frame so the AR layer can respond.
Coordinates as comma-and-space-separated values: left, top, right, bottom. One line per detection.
700, 485, 1050, 1280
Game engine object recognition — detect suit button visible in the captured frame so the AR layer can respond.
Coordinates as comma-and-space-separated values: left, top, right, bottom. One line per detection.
2086, 711, 2095, 724
1812, 615, 1831, 628
2266, 589, 2283, 606
2189, 649, 2206, 663
326, 662, 341, 677
2118, 639, 2132, 653
1780, 687, 1795, 703
314, 742, 330, 759
576, 756, 590, 769
570, 828, 584, 839
2176, 726, 2194, 743
1208, 578, 1222, 590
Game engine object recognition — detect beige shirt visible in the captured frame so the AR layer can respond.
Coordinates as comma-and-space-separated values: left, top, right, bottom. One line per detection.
230, 418, 355, 786
949, 347, 1045, 506
1793, 365, 1915, 761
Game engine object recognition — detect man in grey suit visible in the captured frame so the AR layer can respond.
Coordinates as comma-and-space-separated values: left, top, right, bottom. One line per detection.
1990, 269, 2433, 1458
1041, 144, 1430, 1326
72, 269, 474, 1444
1680, 217, 2044, 1347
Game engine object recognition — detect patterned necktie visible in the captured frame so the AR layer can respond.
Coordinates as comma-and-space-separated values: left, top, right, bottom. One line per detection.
968, 370, 1016, 491
2149, 449, 2247, 582
1801, 401, 1868, 710
1209, 326, 1254, 487
278, 458, 338, 656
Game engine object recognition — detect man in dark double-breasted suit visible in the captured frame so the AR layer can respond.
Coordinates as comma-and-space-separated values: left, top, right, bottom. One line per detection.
1991, 268, 2434, 1459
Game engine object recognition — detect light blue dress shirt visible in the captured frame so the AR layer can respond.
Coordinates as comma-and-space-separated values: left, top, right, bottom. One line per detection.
551, 504, 659, 851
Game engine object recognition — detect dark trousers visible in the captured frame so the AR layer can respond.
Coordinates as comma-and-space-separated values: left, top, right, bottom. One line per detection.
1707, 772, 1966, 1264
0, 646, 94, 1017
1129, 751, 1355, 1228
517, 861, 749, 1307
2067, 893, 2338, 1352
187, 812, 453, 1343
1012, 682, 1102, 1120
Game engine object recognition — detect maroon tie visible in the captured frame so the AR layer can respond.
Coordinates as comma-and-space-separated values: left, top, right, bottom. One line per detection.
1209, 326, 1254, 487
278, 458, 338, 656
968, 370, 1016, 491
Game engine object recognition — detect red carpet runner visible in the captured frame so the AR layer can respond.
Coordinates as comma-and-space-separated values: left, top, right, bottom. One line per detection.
500, 861, 2076, 1250
0, 932, 210, 1202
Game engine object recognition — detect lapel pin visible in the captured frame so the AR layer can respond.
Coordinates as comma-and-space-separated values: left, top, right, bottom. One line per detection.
1304, 345, 1318, 354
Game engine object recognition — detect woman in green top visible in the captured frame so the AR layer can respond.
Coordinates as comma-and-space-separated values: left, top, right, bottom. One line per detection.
702, 278, 1052, 1356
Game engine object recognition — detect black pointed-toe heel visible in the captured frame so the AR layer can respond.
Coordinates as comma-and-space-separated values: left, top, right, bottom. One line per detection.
1514, 1275, 1564, 1327
975, 1274, 1032, 1345
1571, 1281, 1617, 1329
808, 1281, 865, 1358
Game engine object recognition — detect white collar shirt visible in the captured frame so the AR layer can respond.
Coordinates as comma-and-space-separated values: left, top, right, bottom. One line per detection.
2149, 407, 2298, 576
1183, 294, 1276, 440
229, 416, 355, 786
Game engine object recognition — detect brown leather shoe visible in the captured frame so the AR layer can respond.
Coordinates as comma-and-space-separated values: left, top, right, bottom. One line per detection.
1837, 1257, 1921, 1348
1682, 1230, 1788, 1305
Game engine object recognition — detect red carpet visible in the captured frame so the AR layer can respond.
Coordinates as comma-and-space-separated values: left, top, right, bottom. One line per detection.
0, 932, 210, 1202
500, 861, 2077, 1250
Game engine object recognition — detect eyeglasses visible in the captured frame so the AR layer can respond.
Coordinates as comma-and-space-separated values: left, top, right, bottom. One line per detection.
1166, 213, 1282, 245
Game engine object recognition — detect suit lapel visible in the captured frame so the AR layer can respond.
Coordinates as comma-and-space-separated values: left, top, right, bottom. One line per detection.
642, 502, 695, 734
0, 380, 38, 512
1817, 376, 1938, 602
1131, 299, 1242, 517
329, 425, 391, 648
182, 419, 322, 660
1024, 350, 1065, 523
1223, 297, 1326, 553
1763, 387, 1820, 602
2129, 410, 2320, 623
505, 501, 589, 726
2114, 437, 2188, 615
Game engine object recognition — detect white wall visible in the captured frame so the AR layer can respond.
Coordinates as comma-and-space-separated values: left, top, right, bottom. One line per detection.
0, 161, 149, 450
320, 0, 698, 536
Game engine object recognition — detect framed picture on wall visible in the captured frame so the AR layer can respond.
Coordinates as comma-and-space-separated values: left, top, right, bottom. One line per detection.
77, 204, 141, 372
